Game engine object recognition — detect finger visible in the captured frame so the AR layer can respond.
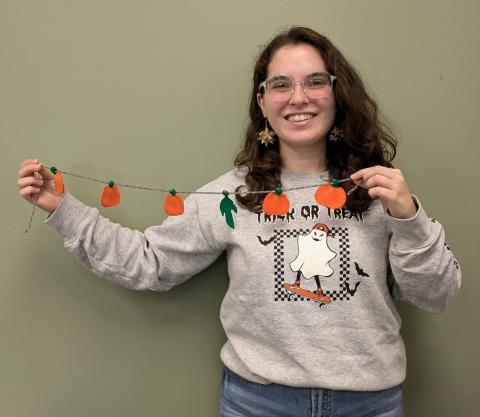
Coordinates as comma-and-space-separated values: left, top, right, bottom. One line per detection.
350, 168, 372, 188
353, 168, 391, 188
366, 166, 397, 180
38, 164, 54, 180
350, 167, 369, 181
17, 176, 43, 189
365, 174, 395, 191
368, 187, 395, 202
20, 158, 40, 169
18, 163, 42, 178
18, 162, 53, 181
19, 185, 41, 198
351, 178, 367, 188
359, 167, 398, 188
351, 166, 397, 182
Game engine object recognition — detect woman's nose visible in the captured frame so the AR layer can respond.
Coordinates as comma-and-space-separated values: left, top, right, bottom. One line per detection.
289, 82, 309, 105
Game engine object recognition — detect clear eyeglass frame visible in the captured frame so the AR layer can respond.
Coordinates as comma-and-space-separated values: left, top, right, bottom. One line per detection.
258, 72, 337, 101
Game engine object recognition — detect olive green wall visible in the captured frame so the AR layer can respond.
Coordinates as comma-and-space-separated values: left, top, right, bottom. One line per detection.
1, 0, 478, 416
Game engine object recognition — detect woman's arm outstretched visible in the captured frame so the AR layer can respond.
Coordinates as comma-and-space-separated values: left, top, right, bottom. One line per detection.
18, 159, 225, 291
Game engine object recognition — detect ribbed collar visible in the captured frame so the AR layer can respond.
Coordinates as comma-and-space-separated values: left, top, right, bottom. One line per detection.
280, 167, 330, 185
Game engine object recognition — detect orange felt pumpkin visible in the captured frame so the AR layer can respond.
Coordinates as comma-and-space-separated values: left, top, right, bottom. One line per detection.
54, 172, 65, 194
49, 167, 64, 194
315, 183, 346, 209
262, 188, 290, 215
101, 181, 121, 207
164, 189, 184, 216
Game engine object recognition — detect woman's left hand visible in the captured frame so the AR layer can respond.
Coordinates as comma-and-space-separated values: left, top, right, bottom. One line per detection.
350, 166, 417, 219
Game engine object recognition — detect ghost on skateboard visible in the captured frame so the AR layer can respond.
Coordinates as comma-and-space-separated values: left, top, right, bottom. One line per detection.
283, 223, 337, 308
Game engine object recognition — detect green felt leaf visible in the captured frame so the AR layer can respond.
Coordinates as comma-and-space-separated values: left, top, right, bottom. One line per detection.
220, 191, 238, 229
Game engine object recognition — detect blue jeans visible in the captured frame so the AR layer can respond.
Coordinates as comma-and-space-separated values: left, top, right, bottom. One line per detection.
220, 367, 404, 417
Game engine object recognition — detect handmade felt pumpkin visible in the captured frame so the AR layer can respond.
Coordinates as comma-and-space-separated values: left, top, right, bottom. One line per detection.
164, 189, 184, 216
101, 180, 120, 207
49, 167, 64, 194
262, 188, 290, 215
315, 181, 346, 209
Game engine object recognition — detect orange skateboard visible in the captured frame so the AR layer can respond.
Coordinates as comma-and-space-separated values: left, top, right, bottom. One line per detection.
283, 283, 332, 309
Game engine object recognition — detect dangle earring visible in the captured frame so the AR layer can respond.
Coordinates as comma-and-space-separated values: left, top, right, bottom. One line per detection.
256, 118, 276, 146
328, 126, 344, 143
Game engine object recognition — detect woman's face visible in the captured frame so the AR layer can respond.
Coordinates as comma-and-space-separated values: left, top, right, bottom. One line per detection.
257, 43, 336, 151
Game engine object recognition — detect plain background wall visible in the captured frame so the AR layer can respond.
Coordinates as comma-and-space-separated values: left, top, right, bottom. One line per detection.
1, 0, 478, 416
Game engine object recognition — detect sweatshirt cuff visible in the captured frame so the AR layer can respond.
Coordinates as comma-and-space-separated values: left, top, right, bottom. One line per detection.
385, 194, 435, 247
44, 192, 97, 242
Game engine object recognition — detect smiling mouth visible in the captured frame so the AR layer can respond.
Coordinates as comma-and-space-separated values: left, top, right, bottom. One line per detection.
285, 113, 316, 122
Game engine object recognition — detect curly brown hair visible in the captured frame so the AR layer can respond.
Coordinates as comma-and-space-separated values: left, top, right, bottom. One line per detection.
234, 26, 398, 213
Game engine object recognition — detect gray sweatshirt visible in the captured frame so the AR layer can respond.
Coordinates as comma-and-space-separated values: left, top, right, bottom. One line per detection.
45, 167, 461, 391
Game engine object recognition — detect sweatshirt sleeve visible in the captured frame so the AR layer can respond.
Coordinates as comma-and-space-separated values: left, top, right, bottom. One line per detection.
44, 192, 226, 291
385, 194, 462, 314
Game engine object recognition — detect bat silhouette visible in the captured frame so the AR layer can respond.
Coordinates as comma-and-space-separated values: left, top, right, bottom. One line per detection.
257, 235, 275, 246
345, 281, 361, 296
354, 262, 369, 277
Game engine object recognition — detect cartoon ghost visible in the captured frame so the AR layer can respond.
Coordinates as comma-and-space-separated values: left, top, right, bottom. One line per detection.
289, 223, 337, 296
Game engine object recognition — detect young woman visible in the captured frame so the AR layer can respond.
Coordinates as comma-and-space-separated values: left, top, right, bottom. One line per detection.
18, 26, 461, 417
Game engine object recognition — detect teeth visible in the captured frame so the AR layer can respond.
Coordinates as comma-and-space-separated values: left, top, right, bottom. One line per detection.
287, 114, 314, 122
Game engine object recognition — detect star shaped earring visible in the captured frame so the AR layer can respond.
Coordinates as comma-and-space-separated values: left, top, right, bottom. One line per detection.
257, 118, 276, 146
328, 126, 344, 142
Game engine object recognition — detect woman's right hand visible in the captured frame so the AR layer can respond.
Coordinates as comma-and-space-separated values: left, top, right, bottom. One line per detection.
18, 159, 64, 214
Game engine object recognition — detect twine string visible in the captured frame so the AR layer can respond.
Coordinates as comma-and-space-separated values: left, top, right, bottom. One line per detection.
57, 168, 354, 195
24, 192, 39, 233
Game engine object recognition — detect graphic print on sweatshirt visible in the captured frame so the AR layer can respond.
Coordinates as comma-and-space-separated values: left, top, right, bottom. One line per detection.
256, 204, 367, 307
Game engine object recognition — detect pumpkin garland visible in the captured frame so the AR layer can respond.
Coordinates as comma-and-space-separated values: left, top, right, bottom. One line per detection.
25, 165, 356, 234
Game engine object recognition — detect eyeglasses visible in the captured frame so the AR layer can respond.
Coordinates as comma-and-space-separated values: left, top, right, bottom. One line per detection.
259, 72, 336, 102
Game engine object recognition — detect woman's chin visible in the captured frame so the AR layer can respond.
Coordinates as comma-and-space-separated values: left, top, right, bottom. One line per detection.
278, 136, 327, 149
